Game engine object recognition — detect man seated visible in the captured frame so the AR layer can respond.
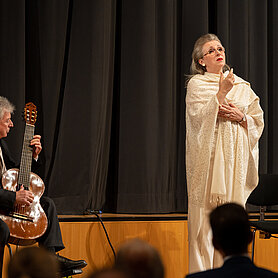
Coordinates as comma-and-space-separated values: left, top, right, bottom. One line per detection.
186, 202, 278, 278
0, 96, 87, 276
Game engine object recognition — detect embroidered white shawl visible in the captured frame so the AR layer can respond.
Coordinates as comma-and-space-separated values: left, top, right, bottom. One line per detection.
186, 72, 264, 207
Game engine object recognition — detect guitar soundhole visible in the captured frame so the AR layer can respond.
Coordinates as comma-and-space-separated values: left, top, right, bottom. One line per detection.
16, 183, 29, 191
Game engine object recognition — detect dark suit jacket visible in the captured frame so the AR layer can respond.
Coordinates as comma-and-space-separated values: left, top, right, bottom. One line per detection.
0, 139, 40, 211
186, 256, 278, 278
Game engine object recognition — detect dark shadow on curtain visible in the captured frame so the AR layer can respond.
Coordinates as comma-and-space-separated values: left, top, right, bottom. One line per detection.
0, 0, 25, 158
105, 0, 122, 213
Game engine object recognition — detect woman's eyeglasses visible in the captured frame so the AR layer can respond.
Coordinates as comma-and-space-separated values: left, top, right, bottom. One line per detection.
203, 46, 225, 57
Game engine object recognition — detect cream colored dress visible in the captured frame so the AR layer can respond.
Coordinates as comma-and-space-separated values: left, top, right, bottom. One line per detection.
185, 72, 264, 273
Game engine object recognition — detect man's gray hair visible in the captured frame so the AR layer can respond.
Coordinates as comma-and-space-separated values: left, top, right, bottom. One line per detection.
0, 96, 15, 119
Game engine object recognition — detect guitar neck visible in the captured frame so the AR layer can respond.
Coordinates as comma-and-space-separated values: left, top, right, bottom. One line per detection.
18, 124, 35, 188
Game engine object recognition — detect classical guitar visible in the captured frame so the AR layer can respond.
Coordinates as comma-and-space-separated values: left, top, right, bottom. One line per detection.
0, 103, 47, 245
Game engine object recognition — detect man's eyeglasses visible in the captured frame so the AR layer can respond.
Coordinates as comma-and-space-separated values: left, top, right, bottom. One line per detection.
203, 46, 225, 57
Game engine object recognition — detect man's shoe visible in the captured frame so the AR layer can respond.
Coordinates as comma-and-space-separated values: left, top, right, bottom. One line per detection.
56, 254, 87, 272
60, 268, 83, 277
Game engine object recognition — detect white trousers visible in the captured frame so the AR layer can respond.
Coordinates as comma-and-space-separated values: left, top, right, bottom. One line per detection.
188, 204, 223, 274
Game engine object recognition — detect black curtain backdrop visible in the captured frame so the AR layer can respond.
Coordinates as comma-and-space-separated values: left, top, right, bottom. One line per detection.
0, 0, 277, 214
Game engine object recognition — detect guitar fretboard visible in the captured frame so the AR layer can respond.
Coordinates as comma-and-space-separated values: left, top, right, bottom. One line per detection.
18, 124, 35, 188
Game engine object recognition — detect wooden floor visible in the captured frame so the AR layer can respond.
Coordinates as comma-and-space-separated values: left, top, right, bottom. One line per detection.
2, 213, 278, 278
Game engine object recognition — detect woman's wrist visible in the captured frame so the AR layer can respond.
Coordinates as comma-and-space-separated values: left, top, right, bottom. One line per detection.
238, 113, 246, 124
216, 90, 227, 104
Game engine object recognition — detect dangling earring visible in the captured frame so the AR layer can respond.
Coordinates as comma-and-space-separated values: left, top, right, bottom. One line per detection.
202, 64, 205, 67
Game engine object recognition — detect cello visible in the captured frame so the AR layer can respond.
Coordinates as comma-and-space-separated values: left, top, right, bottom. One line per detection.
0, 103, 47, 245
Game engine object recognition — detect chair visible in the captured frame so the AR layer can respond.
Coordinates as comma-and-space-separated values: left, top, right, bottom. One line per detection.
247, 174, 278, 261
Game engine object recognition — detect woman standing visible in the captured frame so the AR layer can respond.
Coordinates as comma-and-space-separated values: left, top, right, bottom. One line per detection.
185, 34, 264, 273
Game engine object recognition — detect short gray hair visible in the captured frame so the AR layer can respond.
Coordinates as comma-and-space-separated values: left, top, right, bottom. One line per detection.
190, 33, 230, 75
0, 96, 15, 119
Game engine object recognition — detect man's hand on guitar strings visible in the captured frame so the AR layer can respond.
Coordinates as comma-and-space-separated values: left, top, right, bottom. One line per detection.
15, 185, 34, 206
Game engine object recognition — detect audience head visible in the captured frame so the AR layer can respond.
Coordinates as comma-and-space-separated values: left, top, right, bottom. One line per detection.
209, 202, 252, 257
7, 246, 60, 278
115, 238, 164, 278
